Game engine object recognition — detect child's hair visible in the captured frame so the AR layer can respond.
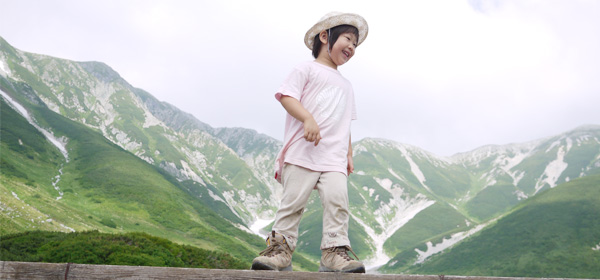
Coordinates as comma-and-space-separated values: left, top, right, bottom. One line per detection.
312, 24, 359, 59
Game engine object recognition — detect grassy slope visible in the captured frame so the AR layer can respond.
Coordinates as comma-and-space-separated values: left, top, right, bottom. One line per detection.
0, 97, 66, 233
409, 173, 600, 278
464, 181, 521, 221
0, 96, 263, 265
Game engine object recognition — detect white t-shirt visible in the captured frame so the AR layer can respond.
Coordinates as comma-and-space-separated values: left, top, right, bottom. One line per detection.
274, 61, 357, 183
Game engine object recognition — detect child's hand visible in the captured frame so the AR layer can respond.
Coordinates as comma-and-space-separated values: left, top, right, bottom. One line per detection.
303, 118, 321, 146
278, 95, 321, 146
347, 155, 354, 174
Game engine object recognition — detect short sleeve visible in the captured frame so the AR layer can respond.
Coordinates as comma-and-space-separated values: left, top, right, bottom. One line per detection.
275, 64, 309, 102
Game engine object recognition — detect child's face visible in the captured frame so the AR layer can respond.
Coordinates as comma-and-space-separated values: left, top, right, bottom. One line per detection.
329, 32, 358, 66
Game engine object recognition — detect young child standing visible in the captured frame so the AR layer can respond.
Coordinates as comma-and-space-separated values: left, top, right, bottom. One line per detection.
251, 12, 368, 273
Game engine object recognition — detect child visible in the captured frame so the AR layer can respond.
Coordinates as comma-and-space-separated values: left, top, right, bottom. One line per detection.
251, 12, 368, 273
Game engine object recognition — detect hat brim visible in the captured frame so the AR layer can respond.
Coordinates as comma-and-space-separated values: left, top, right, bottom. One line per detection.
304, 13, 368, 50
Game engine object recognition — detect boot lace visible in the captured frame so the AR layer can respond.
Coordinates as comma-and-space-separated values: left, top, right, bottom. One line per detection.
259, 243, 283, 257
259, 231, 288, 257
328, 245, 360, 261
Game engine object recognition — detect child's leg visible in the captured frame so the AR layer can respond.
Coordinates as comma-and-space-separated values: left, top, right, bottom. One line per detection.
315, 172, 364, 273
272, 164, 320, 252
316, 171, 351, 249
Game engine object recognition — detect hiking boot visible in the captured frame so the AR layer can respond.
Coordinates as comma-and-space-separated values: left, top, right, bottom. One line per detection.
251, 231, 293, 271
319, 245, 365, 273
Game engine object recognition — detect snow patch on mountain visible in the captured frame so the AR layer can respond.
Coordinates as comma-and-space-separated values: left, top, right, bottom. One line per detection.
52, 167, 65, 200
512, 171, 526, 187
0, 55, 11, 77
479, 171, 498, 190
356, 178, 435, 270
363, 186, 376, 197
387, 168, 405, 183
545, 141, 558, 153
493, 150, 530, 186
376, 178, 393, 190
514, 189, 528, 200
535, 145, 568, 194
397, 145, 432, 193
250, 217, 274, 237
1, 90, 69, 161
414, 221, 490, 264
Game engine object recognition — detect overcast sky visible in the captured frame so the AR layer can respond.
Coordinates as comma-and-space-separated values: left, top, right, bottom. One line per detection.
2, 0, 599, 156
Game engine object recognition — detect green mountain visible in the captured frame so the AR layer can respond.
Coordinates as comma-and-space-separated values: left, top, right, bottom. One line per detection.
347, 126, 600, 270
2, 35, 600, 276
403, 173, 600, 278
0, 93, 262, 264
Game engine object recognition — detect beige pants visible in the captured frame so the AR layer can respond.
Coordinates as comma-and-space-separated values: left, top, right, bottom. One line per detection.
272, 164, 351, 252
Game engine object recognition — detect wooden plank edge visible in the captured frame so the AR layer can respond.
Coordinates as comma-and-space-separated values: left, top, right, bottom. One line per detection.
0, 261, 592, 280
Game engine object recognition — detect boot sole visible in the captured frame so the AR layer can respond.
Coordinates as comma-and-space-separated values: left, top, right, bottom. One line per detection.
318, 265, 365, 273
252, 261, 292, 271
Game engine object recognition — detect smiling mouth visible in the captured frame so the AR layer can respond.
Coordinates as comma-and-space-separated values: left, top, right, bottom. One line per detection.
342, 50, 350, 58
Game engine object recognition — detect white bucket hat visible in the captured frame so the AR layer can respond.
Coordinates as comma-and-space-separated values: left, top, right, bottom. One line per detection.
304, 12, 369, 50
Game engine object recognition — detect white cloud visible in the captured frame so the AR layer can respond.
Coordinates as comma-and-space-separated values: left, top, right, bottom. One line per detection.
1, 0, 599, 156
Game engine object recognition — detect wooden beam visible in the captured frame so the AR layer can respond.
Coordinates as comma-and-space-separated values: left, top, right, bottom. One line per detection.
0, 261, 580, 280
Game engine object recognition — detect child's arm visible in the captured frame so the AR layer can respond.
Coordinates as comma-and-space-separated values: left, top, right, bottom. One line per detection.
279, 96, 321, 146
347, 135, 354, 174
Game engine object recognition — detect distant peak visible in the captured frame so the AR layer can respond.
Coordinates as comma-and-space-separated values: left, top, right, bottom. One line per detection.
570, 124, 600, 132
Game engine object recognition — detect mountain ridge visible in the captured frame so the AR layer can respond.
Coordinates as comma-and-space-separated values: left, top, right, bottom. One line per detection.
2, 36, 599, 276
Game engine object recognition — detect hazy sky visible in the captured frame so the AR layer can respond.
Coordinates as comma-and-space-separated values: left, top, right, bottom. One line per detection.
2, 0, 599, 156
